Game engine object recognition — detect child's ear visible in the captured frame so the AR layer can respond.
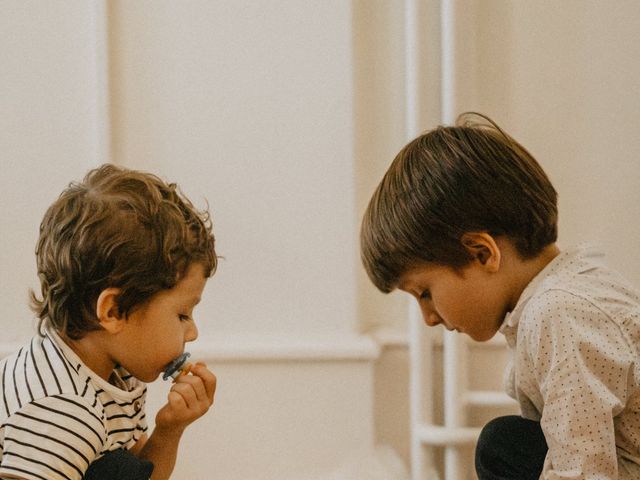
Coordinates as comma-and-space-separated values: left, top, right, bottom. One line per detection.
96, 288, 125, 334
460, 232, 501, 272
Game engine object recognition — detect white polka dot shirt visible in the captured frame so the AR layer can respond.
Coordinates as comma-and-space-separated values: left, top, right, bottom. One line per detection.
501, 245, 640, 479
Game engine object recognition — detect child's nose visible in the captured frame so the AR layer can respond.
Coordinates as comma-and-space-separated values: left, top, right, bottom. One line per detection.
185, 322, 199, 343
420, 303, 441, 327
424, 312, 441, 327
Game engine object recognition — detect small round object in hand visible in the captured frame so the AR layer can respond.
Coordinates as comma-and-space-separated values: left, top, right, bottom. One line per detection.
162, 352, 192, 381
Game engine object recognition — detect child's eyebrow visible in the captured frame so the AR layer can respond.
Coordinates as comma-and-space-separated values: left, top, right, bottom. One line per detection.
178, 296, 201, 309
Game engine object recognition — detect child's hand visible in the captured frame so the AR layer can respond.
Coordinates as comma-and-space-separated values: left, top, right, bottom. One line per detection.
154, 362, 216, 434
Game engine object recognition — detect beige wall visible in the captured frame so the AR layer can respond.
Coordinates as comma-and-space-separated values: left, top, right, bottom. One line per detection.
1, 2, 376, 479
108, 0, 359, 339
469, 1, 640, 287
2, 1, 640, 479
0, 1, 103, 342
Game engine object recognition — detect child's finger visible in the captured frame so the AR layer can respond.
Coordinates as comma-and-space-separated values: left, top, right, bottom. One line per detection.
167, 389, 188, 410
174, 372, 209, 404
170, 382, 199, 409
189, 363, 217, 402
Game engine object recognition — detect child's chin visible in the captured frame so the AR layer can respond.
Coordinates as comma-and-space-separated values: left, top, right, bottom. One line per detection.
471, 330, 496, 342
136, 372, 161, 383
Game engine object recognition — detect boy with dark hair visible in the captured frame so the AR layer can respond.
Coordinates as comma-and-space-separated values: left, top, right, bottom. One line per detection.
361, 114, 640, 479
1, 164, 218, 479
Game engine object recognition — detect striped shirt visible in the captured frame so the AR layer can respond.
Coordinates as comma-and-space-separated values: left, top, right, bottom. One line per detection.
0, 327, 148, 480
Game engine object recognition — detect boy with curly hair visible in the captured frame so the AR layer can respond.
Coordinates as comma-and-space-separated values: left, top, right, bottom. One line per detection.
1, 164, 218, 479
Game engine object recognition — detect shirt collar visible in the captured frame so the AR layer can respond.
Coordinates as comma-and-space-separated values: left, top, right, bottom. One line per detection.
45, 324, 83, 371
499, 243, 604, 333
45, 324, 145, 396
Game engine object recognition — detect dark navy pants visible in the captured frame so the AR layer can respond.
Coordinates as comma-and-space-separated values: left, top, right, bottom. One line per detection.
83, 449, 154, 480
475, 415, 548, 480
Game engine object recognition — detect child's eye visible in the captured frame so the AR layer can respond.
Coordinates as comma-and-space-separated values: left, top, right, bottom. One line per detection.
178, 314, 192, 322
420, 290, 432, 300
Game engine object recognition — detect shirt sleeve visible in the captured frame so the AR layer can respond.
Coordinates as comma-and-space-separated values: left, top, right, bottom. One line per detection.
521, 289, 634, 480
0, 393, 106, 480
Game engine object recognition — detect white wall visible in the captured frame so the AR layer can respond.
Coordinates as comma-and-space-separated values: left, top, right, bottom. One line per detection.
467, 0, 640, 287
1, 2, 377, 479
3, 1, 640, 479
108, 0, 359, 339
0, 1, 104, 343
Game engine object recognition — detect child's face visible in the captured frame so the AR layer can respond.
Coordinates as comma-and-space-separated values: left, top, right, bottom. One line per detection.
398, 260, 510, 342
113, 262, 208, 382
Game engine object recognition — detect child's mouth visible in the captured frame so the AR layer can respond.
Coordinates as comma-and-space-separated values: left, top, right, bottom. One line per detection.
162, 352, 191, 381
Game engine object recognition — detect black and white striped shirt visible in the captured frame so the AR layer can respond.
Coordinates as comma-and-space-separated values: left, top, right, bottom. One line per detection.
0, 327, 148, 480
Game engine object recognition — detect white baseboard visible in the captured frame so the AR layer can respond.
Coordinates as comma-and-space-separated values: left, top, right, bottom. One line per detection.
369, 325, 508, 349
188, 333, 380, 362
0, 333, 380, 363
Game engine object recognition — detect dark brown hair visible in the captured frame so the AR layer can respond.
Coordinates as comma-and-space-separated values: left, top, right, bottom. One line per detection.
31, 164, 217, 339
361, 113, 558, 293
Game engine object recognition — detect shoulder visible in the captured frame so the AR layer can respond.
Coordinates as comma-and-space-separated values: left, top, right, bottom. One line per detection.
1, 334, 103, 421
521, 260, 640, 335
532, 247, 640, 320
0, 393, 106, 480
519, 287, 635, 368
520, 284, 628, 343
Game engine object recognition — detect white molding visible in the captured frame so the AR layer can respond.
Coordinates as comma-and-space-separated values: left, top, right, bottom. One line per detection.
2, 327, 511, 362
464, 390, 517, 408
189, 334, 380, 362
371, 325, 507, 349
0, 334, 380, 364
370, 325, 410, 348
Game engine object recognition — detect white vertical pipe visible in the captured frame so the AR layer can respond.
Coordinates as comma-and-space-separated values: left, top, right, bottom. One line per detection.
405, 0, 419, 140
407, 0, 469, 478
440, 1, 466, 478
405, 2, 422, 479
406, 1, 439, 479
409, 303, 425, 480
443, 331, 465, 480
440, 0, 456, 125
89, 0, 111, 167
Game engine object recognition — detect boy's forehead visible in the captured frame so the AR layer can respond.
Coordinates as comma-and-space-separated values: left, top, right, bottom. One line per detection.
170, 264, 208, 299
158, 290, 203, 312
398, 261, 460, 289
188, 295, 202, 306
397, 263, 433, 289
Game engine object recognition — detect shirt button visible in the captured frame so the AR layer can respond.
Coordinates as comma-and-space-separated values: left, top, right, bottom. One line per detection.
133, 400, 141, 412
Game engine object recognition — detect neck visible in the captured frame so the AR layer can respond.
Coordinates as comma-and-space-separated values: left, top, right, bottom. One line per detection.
60, 331, 117, 382
506, 242, 560, 311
